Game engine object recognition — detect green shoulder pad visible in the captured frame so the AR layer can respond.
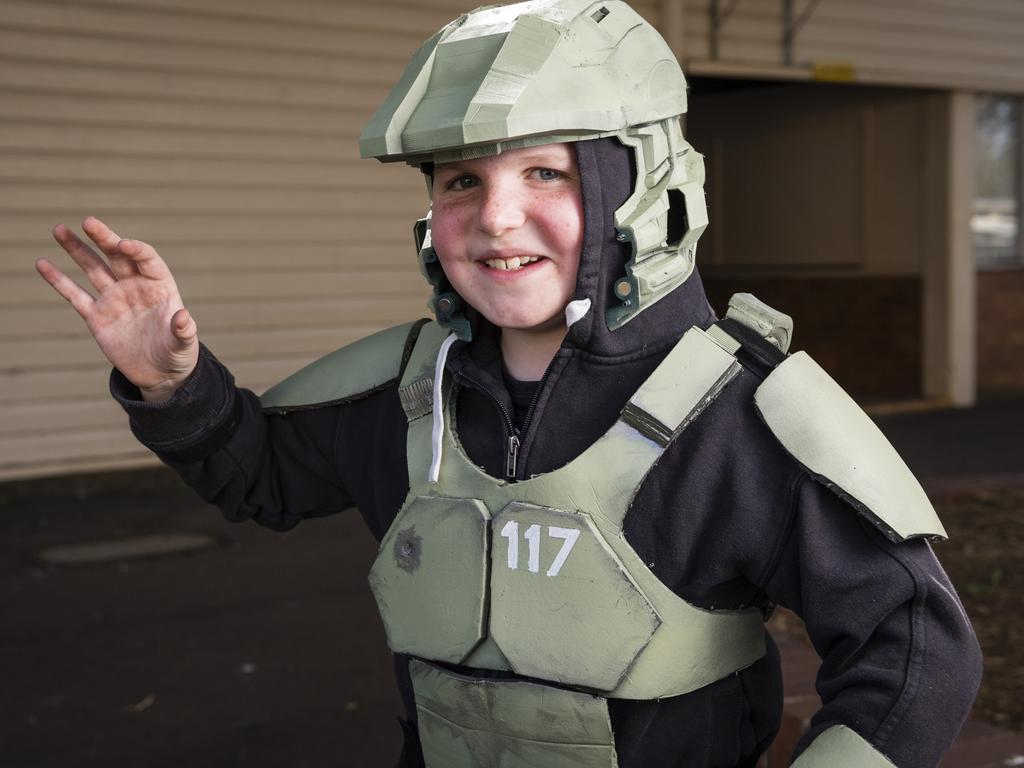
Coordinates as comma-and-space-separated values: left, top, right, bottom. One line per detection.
755, 351, 947, 543
789, 725, 896, 767
261, 320, 426, 412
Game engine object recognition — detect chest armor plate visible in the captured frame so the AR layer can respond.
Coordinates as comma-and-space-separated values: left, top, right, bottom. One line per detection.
369, 323, 765, 699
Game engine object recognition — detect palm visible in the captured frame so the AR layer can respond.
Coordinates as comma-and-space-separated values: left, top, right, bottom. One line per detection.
37, 217, 199, 399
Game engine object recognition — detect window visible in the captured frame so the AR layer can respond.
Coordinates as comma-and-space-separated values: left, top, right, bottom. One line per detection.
974, 95, 1021, 267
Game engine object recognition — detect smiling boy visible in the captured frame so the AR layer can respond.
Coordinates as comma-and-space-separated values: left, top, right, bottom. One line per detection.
430, 143, 583, 380
37, 1, 981, 766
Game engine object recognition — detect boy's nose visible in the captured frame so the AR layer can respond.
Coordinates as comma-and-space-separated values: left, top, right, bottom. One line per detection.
477, 187, 527, 237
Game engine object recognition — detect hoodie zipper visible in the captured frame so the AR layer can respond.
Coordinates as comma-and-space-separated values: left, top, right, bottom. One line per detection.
456, 370, 519, 479
457, 365, 553, 481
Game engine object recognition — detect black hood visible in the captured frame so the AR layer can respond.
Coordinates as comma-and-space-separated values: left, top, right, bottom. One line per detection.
565, 136, 716, 358
449, 136, 716, 368
446, 136, 718, 478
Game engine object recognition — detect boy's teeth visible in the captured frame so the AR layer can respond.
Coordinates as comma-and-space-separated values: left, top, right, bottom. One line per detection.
484, 256, 538, 270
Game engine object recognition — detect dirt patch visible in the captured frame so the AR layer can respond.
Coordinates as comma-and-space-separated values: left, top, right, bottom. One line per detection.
933, 486, 1024, 732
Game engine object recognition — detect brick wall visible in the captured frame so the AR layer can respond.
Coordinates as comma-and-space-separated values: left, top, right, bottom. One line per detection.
977, 268, 1024, 394
702, 275, 922, 401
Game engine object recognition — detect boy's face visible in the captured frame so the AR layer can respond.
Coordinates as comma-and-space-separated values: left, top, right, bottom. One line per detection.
430, 142, 583, 335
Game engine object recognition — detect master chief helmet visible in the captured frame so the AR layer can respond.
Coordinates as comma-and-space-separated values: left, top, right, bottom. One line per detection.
359, 0, 707, 341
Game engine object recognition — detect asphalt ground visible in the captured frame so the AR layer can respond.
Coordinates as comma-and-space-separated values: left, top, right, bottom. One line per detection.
2, 397, 1021, 767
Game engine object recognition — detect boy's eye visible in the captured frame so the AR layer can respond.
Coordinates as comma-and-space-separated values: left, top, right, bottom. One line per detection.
534, 168, 562, 181
449, 174, 478, 190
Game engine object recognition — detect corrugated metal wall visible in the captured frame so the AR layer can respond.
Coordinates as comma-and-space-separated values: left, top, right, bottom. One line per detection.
684, 0, 1024, 93
0, 0, 484, 481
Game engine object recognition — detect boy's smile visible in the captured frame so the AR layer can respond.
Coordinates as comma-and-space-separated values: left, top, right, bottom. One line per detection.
429, 142, 584, 337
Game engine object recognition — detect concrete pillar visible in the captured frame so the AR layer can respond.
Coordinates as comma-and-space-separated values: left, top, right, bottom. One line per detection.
923, 91, 977, 406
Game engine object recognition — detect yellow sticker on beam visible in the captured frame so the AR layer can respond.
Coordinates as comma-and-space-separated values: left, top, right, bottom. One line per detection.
813, 61, 856, 83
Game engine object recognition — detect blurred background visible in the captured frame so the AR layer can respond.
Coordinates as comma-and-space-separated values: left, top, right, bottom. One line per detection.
1, 0, 1021, 765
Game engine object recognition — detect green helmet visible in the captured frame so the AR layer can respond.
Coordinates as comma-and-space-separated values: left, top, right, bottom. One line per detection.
360, 0, 708, 336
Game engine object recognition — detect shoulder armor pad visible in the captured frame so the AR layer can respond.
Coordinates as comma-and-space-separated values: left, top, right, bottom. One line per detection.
755, 352, 946, 542
725, 293, 793, 353
261, 320, 427, 412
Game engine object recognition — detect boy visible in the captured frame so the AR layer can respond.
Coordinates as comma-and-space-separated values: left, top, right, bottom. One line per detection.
37, 1, 981, 765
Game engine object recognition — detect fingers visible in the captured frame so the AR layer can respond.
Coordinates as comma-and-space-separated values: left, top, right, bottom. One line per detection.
117, 237, 174, 281
35, 257, 95, 320
82, 216, 171, 282
52, 223, 117, 292
170, 307, 198, 350
80, 216, 135, 279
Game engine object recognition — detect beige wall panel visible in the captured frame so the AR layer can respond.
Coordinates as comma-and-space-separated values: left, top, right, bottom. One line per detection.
14, 240, 422, 271
4, 91, 372, 136
1, 354, 355, 405
2, 350, 380, 405
0, 123, 350, 160
2, 0, 437, 55
0, 27, 410, 86
3, 184, 427, 216
0, 153, 419, 189
3, 267, 426, 306
631, 0, 660, 26
0, 0, 464, 480
684, 0, 1024, 93
0, 213, 414, 246
0, 426, 153, 471
3, 365, 122, 404
4, 397, 128, 436
1, 324, 409, 369
0, 297, 428, 341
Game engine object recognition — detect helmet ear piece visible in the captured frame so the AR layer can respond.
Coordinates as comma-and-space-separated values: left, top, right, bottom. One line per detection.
665, 189, 688, 247
607, 120, 707, 330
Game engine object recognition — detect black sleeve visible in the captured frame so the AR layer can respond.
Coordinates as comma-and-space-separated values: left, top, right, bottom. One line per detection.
110, 343, 408, 537
763, 475, 983, 767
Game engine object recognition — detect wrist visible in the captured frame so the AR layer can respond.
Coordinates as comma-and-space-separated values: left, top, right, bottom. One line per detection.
137, 369, 194, 403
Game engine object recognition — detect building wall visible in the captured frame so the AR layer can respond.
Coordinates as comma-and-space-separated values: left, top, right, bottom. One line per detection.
0, 0, 1003, 481
683, 0, 1024, 94
0, 0, 498, 481
689, 83, 941, 399
977, 268, 1024, 394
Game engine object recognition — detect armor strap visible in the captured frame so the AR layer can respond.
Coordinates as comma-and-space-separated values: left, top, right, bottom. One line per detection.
398, 320, 450, 422
621, 326, 742, 449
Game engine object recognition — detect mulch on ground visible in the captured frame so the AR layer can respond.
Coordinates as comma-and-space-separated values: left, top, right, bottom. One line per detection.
934, 486, 1024, 732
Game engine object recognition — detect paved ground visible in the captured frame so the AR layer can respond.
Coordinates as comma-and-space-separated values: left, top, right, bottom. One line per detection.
2, 398, 1022, 767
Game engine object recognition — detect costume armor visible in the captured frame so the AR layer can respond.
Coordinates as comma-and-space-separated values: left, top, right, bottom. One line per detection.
261, 295, 946, 767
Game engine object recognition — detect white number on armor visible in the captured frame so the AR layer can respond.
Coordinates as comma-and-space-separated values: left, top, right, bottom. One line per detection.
500, 520, 519, 570
546, 526, 581, 577
499, 522, 580, 577
524, 524, 541, 573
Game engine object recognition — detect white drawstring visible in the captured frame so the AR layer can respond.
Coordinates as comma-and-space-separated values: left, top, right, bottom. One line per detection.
429, 333, 458, 483
565, 298, 592, 328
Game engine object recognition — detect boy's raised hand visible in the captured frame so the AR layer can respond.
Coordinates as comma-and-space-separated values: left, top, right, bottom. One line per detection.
36, 217, 199, 403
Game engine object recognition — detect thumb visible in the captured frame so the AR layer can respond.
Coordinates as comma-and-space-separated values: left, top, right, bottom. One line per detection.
170, 307, 198, 349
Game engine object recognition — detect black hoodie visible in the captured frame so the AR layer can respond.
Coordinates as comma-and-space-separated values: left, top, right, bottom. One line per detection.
113, 138, 982, 768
